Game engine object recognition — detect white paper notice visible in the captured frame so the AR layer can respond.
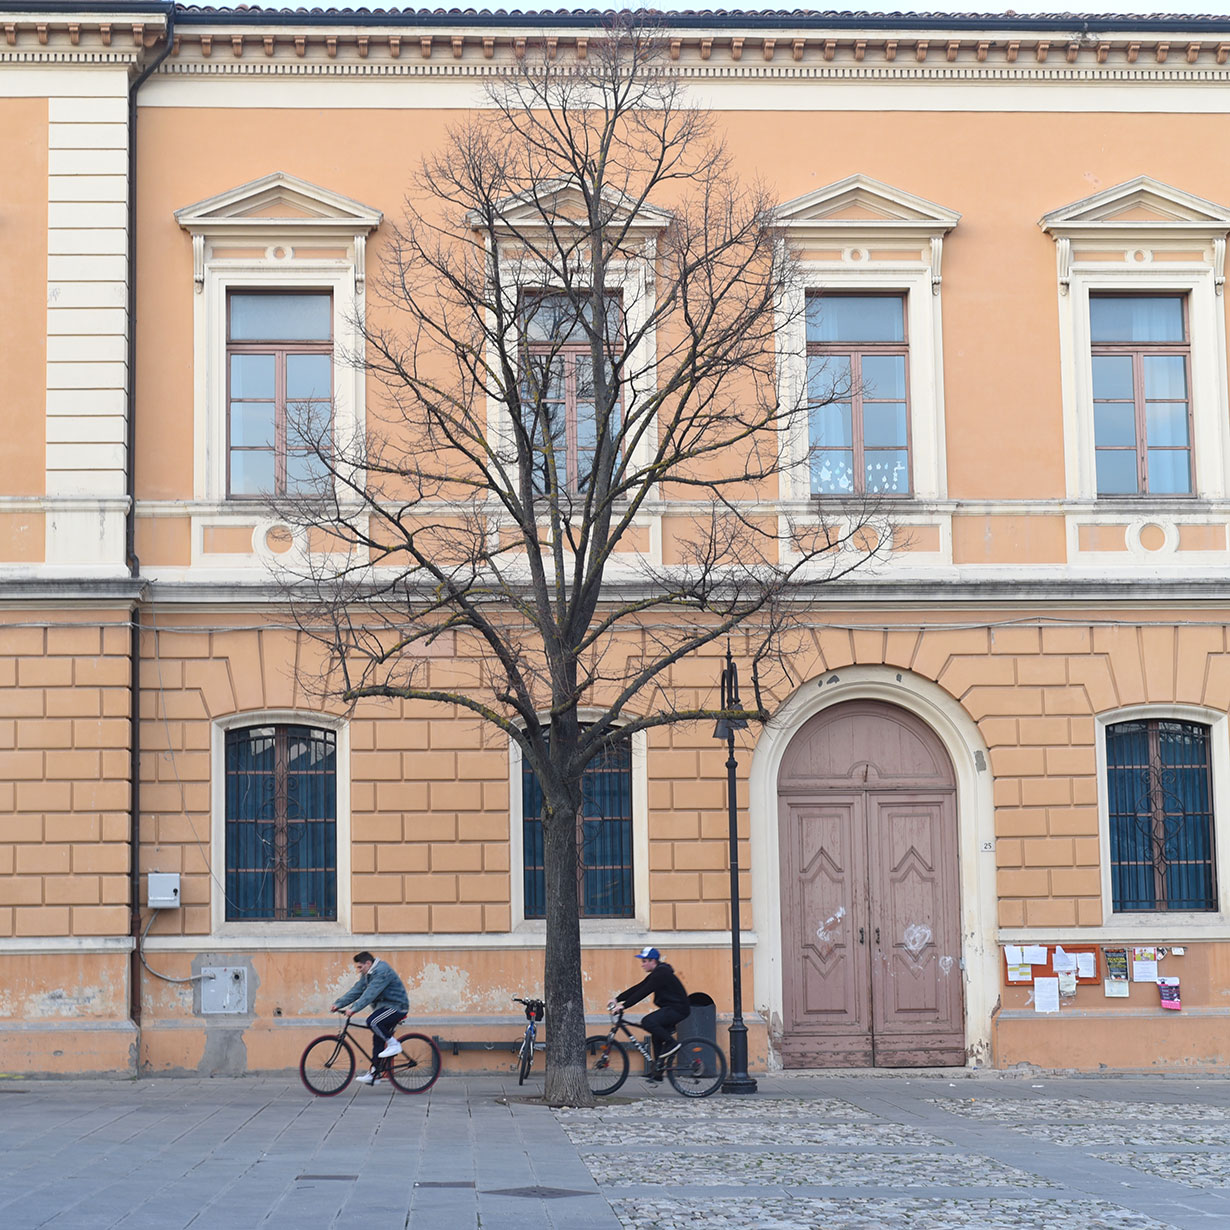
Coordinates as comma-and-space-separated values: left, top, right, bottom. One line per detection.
1057, 971, 1078, 998
1007, 963, 1032, 983
1132, 947, 1159, 983
1033, 977, 1060, 1013
1076, 952, 1096, 979
1052, 946, 1077, 974
1104, 979, 1129, 998
1023, 945, 1048, 965
1004, 944, 1024, 965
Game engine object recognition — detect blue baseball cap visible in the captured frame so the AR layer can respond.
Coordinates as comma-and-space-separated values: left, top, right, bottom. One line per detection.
635, 947, 661, 960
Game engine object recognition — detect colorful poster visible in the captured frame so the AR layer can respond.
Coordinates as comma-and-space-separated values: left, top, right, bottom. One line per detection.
1104, 948, 1128, 982
1132, 947, 1159, 983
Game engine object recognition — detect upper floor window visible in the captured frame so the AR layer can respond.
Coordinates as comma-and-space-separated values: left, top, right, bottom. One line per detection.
806, 294, 910, 497
522, 730, 633, 918
1106, 718, 1215, 912
520, 292, 622, 494
176, 173, 380, 509
1091, 295, 1192, 497
227, 291, 333, 499
224, 724, 337, 921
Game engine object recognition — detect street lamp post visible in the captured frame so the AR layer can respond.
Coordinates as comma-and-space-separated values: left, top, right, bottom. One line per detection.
714, 643, 757, 1094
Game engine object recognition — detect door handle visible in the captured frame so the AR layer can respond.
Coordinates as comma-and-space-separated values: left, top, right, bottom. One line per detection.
859, 927, 865, 944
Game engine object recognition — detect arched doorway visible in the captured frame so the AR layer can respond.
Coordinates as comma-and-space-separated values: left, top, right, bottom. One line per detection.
777, 700, 965, 1067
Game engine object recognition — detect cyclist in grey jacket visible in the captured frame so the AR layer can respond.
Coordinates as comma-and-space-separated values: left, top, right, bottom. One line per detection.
332, 951, 410, 1084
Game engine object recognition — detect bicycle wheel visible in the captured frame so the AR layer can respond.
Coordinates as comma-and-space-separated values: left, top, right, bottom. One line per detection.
666, 1038, 726, 1099
584, 1035, 629, 1095
517, 1032, 534, 1085
387, 1033, 442, 1095
300, 1036, 356, 1096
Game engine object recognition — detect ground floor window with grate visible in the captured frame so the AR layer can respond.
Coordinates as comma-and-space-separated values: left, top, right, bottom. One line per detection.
523, 732, 633, 918
224, 724, 337, 921
1106, 718, 1216, 912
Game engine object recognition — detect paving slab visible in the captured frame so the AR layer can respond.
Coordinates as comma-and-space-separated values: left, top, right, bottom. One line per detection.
0, 1071, 1227, 1228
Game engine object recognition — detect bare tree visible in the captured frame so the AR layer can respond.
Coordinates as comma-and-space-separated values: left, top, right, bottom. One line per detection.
274, 19, 887, 1105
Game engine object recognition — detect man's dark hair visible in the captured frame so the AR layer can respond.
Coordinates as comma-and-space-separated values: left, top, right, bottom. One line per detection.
353, 951, 375, 964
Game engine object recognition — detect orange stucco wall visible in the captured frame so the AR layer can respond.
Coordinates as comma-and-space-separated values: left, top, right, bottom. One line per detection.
13, 35, 1230, 1080
137, 106, 1230, 514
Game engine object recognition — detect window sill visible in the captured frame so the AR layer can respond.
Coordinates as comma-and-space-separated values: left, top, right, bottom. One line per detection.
1000, 915, 1230, 943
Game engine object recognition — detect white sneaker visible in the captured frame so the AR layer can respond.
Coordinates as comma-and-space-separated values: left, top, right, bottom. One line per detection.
378, 1039, 403, 1058
356, 1071, 378, 1085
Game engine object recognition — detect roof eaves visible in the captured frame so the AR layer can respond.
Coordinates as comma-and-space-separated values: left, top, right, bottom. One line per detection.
167, 8, 1230, 37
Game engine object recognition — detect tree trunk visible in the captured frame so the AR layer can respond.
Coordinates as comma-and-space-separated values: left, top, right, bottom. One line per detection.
541, 797, 594, 1106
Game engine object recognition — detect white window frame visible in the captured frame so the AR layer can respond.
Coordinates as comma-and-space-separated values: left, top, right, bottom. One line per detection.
1095, 703, 1230, 938
777, 264, 947, 504
508, 716, 649, 934
1056, 268, 1228, 501
210, 710, 352, 938
486, 255, 658, 505
198, 266, 362, 505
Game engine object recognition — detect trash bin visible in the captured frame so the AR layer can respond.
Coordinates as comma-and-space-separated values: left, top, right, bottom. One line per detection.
683, 991, 719, 1076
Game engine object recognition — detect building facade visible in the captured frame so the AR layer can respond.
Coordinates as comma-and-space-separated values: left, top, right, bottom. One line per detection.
5, 3, 1230, 1075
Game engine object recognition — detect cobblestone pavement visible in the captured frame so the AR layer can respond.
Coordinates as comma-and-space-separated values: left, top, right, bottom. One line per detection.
1, 1072, 1228, 1228
555, 1074, 1230, 1230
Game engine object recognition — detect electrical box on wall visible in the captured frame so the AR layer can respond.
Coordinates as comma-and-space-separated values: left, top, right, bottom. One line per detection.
201, 967, 249, 1014
147, 872, 181, 908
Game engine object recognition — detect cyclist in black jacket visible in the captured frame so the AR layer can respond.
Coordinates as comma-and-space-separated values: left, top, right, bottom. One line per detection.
609, 946, 689, 1079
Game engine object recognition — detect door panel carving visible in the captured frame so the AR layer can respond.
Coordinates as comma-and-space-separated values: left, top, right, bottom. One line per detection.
778, 702, 965, 1068
780, 798, 870, 1066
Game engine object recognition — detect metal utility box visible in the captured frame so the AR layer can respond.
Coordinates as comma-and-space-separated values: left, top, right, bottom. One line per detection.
147, 872, 181, 908
201, 967, 249, 1014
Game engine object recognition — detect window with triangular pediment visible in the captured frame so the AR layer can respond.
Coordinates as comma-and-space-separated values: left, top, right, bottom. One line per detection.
775, 175, 958, 520
1041, 177, 1230, 506
176, 173, 381, 519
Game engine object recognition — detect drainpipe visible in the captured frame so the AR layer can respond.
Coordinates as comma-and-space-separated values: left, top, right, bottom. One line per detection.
125, 4, 175, 1047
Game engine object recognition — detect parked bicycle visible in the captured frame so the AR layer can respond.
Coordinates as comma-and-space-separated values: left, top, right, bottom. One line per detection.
299, 1013, 442, 1096
513, 995, 546, 1084
584, 1006, 727, 1097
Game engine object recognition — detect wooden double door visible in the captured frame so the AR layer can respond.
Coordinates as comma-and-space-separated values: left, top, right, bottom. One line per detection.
777, 701, 965, 1067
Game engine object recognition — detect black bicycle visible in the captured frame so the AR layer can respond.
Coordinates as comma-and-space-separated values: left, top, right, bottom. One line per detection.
584, 1007, 727, 1097
513, 995, 545, 1084
299, 1014, 442, 1096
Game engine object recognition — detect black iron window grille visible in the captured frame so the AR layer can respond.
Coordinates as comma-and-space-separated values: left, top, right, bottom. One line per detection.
224, 724, 338, 921
522, 730, 633, 919
1107, 719, 1216, 912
